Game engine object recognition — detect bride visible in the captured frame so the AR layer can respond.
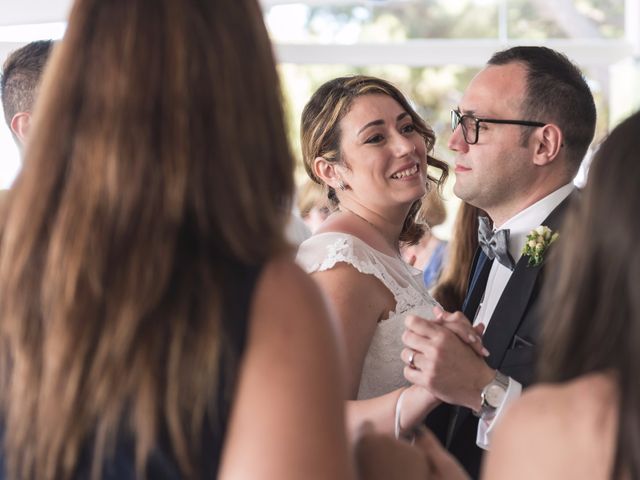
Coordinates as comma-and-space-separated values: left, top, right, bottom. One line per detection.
296, 75, 486, 437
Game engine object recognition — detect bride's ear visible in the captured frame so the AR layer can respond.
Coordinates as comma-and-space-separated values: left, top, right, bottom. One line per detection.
313, 156, 347, 191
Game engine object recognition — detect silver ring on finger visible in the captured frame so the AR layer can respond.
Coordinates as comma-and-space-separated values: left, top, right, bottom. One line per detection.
408, 349, 417, 370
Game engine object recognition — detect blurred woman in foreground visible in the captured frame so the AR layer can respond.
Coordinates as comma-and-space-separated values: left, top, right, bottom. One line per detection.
0, 0, 360, 478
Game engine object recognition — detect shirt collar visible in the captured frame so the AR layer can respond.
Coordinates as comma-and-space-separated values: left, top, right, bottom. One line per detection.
500, 183, 574, 262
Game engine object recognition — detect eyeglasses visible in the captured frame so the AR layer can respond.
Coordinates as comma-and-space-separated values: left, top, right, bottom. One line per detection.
451, 109, 546, 145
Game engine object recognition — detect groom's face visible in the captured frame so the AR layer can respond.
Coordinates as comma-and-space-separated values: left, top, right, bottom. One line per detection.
448, 62, 539, 224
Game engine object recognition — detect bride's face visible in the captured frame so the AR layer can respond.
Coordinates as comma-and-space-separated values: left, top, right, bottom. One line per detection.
336, 94, 428, 214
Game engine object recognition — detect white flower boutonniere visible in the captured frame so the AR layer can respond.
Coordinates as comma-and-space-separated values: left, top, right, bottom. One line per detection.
522, 225, 559, 267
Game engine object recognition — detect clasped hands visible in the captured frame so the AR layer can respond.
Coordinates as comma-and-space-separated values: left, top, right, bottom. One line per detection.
401, 306, 496, 411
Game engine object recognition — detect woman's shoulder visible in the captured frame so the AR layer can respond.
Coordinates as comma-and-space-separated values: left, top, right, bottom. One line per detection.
297, 231, 355, 266
222, 254, 353, 479
510, 372, 616, 431
314, 211, 369, 238
258, 255, 322, 300
250, 255, 339, 343
314, 211, 396, 255
297, 229, 385, 272
485, 372, 617, 480
309, 211, 374, 249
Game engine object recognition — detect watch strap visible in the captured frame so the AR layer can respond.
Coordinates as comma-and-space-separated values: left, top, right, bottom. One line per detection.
479, 370, 509, 417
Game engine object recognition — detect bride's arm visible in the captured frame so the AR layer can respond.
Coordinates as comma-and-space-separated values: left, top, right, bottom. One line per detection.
312, 263, 439, 437
347, 385, 439, 438
311, 263, 388, 399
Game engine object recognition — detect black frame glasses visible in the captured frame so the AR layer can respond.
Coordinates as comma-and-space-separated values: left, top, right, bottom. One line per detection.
451, 109, 546, 145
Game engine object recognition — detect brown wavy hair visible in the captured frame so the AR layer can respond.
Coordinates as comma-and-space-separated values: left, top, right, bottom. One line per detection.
538, 110, 640, 478
300, 75, 448, 245
0, 0, 293, 478
432, 202, 484, 312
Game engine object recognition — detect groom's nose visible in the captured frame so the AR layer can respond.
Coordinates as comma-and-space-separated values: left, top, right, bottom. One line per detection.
448, 125, 469, 153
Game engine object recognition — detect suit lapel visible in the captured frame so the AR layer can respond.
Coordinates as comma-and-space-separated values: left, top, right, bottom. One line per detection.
462, 250, 493, 319
480, 255, 540, 368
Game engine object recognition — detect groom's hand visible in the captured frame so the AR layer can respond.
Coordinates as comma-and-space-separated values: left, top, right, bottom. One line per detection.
401, 311, 495, 411
431, 307, 488, 358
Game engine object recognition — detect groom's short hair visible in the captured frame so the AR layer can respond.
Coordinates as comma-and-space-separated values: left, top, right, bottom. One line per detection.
488, 46, 596, 174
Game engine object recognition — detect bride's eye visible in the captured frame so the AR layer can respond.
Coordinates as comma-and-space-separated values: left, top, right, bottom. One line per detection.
401, 124, 416, 134
365, 134, 384, 144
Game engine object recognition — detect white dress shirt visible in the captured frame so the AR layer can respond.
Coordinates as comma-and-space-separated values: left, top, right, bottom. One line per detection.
475, 182, 574, 449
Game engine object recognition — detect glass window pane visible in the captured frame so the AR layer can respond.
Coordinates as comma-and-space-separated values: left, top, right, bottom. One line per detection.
265, 1, 502, 43
264, 0, 626, 43
507, 0, 624, 39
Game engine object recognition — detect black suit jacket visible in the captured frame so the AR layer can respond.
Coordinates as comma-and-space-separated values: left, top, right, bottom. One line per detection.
425, 192, 575, 479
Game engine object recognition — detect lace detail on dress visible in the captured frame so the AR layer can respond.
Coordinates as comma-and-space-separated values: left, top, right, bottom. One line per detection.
296, 232, 439, 400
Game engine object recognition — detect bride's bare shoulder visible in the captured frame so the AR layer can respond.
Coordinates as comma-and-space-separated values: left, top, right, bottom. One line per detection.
483, 373, 617, 480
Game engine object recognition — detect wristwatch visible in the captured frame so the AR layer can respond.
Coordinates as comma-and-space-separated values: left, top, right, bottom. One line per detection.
479, 370, 509, 418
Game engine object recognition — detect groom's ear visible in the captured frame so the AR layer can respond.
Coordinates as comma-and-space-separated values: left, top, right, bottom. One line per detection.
531, 124, 563, 167
10, 111, 32, 147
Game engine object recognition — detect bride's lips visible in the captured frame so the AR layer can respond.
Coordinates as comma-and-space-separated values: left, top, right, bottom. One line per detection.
390, 162, 420, 180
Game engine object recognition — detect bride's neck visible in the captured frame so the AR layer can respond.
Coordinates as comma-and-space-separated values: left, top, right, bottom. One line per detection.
339, 204, 403, 253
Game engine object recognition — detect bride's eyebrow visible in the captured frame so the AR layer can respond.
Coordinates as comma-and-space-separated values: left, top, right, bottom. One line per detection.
357, 119, 384, 135
358, 112, 411, 134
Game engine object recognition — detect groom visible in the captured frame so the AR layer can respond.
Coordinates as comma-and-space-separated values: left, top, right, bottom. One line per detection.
402, 46, 596, 478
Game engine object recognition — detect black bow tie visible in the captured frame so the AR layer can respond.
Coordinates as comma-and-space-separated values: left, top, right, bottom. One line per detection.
478, 216, 515, 270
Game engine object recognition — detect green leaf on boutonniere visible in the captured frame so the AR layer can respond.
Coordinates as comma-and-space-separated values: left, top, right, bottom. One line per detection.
521, 225, 559, 267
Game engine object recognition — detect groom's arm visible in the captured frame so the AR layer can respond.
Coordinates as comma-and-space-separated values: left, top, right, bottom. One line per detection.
476, 377, 522, 449
475, 300, 543, 448
402, 310, 529, 450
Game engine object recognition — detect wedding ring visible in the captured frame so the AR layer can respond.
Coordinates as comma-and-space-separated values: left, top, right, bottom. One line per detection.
408, 350, 417, 370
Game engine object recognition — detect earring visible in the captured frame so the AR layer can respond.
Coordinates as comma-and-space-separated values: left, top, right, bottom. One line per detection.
337, 180, 346, 191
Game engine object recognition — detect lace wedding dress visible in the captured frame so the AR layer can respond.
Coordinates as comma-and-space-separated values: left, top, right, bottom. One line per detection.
296, 232, 439, 400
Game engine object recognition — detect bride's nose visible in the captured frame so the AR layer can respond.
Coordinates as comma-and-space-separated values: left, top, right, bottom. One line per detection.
392, 133, 416, 157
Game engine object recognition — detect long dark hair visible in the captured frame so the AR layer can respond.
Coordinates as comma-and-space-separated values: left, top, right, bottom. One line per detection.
432, 202, 484, 312
0, 0, 293, 478
538, 110, 640, 478
300, 75, 448, 245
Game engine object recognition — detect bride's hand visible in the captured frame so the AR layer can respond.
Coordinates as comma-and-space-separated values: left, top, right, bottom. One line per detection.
406, 307, 489, 358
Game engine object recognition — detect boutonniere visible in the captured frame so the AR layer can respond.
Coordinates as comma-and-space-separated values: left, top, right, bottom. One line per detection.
522, 226, 559, 267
